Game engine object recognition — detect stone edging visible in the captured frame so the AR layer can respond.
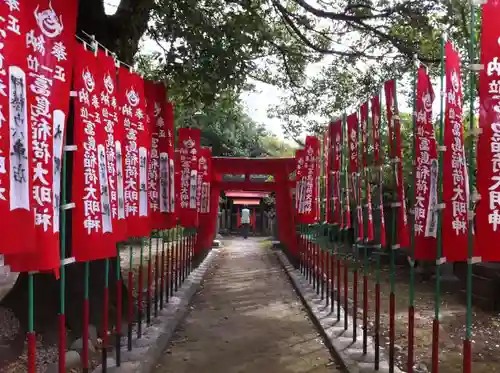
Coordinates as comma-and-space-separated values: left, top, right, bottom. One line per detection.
95, 248, 219, 373
275, 250, 402, 373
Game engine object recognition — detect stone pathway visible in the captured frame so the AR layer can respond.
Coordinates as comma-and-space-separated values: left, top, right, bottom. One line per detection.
153, 237, 343, 373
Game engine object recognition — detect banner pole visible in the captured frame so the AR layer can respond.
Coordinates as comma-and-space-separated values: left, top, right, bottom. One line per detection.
374, 99, 384, 370
115, 244, 122, 367
175, 226, 180, 293
352, 113, 360, 344
127, 244, 133, 351
102, 258, 109, 373
160, 230, 165, 309
408, 57, 419, 373
27, 273, 35, 373
81, 262, 89, 373
59, 133, 69, 373
137, 238, 144, 338
464, 3, 478, 371
362, 107, 370, 355
154, 231, 160, 317
431, 35, 446, 373
147, 235, 152, 326
342, 113, 349, 332
170, 228, 175, 297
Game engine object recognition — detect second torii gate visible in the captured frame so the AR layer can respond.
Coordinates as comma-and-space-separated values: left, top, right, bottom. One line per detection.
197, 157, 297, 260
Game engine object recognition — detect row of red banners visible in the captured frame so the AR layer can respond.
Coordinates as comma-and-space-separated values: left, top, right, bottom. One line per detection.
298, 7, 500, 263
0, 1, 213, 274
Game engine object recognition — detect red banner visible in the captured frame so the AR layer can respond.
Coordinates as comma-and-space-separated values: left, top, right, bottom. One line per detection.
70, 44, 114, 261
117, 67, 150, 238
98, 50, 127, 243
7, 0, 78, 273
177, 127, 201, 227
384, 80, 410, 249
441, 42, 471, 261
371, 95, 382, 164
413, 67, 438, 260
162, 102, 176, 227
295, 149, 305, 215
145, 81, 166, 230
475, 0, 500, 261
360, 103, 374, 241
330, 121, 342, 226
296, 136, 320, 224
371, 94, 386, 246
199, 147, 212, 214
0, 1, 35, 253
324, 130, 332, 223
347, 113, 363, 239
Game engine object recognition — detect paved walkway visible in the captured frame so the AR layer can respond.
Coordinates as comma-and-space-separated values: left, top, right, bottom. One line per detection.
153, 238, 342, 373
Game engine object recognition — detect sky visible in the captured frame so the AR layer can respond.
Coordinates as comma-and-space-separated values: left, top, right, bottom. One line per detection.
104, 0, 444, 142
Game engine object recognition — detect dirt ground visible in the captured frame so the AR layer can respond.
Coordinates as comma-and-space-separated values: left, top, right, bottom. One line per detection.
338, 254, 500, 373
153, 238, 343, 373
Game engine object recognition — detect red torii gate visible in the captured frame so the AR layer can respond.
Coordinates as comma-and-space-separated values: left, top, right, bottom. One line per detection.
197, 157, 297, 257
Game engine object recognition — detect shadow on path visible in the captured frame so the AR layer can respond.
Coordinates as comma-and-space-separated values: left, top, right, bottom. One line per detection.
153, 237, 343, 373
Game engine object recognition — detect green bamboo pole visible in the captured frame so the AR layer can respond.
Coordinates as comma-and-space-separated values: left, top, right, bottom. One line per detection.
407, 58, 419, 373
464, 3, 478, 372
431, 35, 446, 373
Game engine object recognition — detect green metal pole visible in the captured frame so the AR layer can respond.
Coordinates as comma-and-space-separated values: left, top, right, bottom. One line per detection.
137, 238, 144, 338
389, 81, 400, 373
342, 113, 349, 331
58, 126, 69, 373
115, 244, 122, 366
127, 244, 133, 351
407, 58, 418, 373
362, 106, 370, 354
464, 4, 478, 372
431, 35, 446, 373
27, 272, 35, 373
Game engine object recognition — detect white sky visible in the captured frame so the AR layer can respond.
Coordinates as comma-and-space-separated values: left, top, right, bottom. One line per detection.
104, 0, 443, 142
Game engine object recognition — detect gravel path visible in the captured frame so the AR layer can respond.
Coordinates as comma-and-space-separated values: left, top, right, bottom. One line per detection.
153, 237, 343, 373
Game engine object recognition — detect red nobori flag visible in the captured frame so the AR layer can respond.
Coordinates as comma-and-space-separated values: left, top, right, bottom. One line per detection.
162, 102, 176, 227
442, 42, 471, 261
330, 121, 342, 226
177, 127, 201, 227
295, 149, 305, 214
0, 1, 36, 254
324, 130, 332, 223
117, 68, 150, 237
145, 81, 166, 230
71, 43, 115, 261
413, 67, 438, 260
297, 136, 320, 224
347, 113, 363, 239
7, 0, 77, 273
371, 94, 386, 246
371, 95, 382, 164
475, 0, 500, 262
384, 80, 410, 249
97, 50, 127, 243
199, 147, 212, 214
360, 103, 374, 241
